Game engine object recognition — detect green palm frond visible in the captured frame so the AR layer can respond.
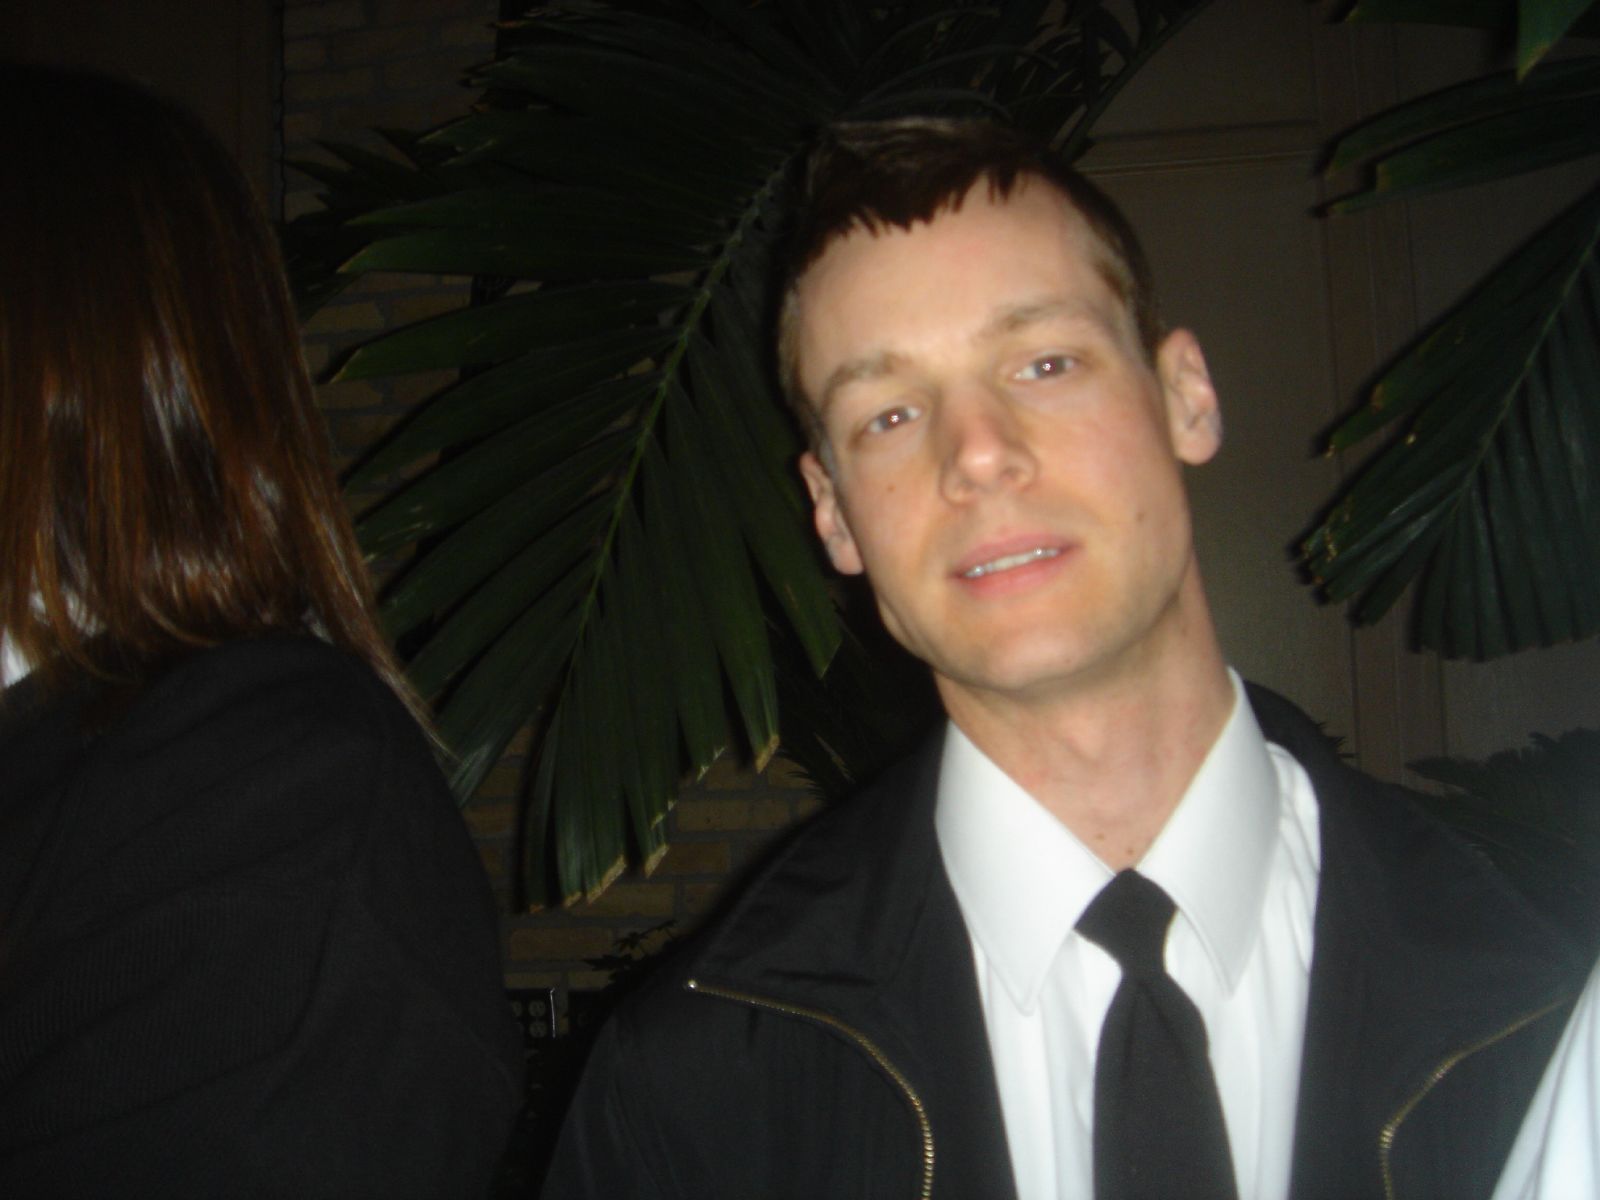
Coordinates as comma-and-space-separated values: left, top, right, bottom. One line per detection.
1324, 58, 1600, 210
1307, 2, 1600, 660
1304, 185, 1600, 657
1344, 0, 1600, 47
1519, 0, 1600, 75
287, 0, 1214, 903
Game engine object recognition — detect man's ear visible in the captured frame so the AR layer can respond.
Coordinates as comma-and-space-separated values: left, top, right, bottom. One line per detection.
799, 451, 865, 575
1157, 328, 1222, 466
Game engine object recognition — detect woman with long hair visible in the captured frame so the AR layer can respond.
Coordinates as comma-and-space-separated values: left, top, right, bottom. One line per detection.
0, 64, 523, 1195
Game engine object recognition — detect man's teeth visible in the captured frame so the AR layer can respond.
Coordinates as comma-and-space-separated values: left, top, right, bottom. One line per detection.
962, 547, 1060, 579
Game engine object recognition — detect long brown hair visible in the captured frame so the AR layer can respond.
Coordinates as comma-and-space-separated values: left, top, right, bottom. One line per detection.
0, 63, 425, 726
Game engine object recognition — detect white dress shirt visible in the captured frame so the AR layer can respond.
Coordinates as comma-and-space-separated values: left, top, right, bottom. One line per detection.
1, 633, 32, 688
1492, 955, 1600, 1200
935, 671, 1321, 1200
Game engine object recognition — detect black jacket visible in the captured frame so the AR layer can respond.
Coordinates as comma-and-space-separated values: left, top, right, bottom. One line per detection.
0, 636, 525, 1198
543, 686, 1579, 1200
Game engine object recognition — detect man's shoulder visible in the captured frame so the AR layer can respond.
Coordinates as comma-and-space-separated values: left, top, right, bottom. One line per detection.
1247, 678, 1472, 845
547, 745, 955, 1197
615, 734, 949, 1025
1253, 685, 1585, 1195
727, 737, 940, 936
1247, 681, 1582, 979
1251, 681, 1493, 867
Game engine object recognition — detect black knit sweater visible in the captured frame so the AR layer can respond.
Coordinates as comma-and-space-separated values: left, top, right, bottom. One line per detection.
0, 636, 523, 1198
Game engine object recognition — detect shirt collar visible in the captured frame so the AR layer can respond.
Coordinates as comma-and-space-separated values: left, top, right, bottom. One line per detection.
935, 671, 1279, 1011
1139, 671, 1279, 993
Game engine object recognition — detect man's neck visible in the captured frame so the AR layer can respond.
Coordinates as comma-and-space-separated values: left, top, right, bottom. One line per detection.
939, 647, 1234, 870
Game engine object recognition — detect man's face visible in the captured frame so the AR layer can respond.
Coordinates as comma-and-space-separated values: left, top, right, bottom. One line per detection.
794, 179, 1222, 714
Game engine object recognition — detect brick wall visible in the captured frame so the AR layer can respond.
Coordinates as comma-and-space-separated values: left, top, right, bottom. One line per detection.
504, 760, 824, 1013
280, 0, 824, 1024
282, 0, 495, 501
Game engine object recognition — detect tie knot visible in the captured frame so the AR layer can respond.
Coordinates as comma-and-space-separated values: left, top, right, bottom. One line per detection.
1076, 870, 1176, 979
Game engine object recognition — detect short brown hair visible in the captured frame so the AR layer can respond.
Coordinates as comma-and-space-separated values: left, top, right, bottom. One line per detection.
0, 64, 423, 723
776, 117, 1162, 450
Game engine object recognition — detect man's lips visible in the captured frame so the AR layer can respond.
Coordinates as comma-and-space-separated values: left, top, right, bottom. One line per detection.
954, 538, 1069, 580
959, 546, 1061, 579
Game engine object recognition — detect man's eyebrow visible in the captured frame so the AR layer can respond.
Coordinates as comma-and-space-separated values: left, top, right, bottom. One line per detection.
817, 350, 906, 414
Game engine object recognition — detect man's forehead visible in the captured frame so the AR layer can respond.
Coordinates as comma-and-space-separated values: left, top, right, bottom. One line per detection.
795, 180, 1112, 317
794, 188, 1127, 363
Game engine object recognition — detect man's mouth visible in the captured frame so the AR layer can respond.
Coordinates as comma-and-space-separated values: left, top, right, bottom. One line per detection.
960, 546, 1062, 579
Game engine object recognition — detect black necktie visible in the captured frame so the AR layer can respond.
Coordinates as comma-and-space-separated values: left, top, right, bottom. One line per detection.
1077, 869, 1238, 1200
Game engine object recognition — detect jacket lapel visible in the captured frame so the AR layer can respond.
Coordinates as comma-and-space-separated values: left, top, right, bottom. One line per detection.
876, 812, 1019, 1200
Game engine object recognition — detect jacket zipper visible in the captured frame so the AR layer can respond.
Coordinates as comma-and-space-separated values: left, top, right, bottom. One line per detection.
1377, 998, 1568, 1200
685, 977, 936, 1200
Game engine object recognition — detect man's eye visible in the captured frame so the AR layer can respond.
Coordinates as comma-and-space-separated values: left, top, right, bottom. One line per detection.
864, 405, 921, 434
1014, 354, 1076, 381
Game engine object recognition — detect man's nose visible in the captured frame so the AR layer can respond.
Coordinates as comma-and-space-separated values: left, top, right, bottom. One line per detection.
937, 387, 1037, 502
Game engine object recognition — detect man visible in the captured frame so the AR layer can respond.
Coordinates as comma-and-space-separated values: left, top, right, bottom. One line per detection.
543, 118, 1578, 1199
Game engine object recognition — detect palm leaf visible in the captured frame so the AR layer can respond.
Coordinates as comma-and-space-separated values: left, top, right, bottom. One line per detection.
1519, 0, 1600, 76
1304, 184, 1600, 657
1344, 0, 1600, 38
1312, 0, 1600, 659
1326, 58, 1600, 176
286, 0, 1215, 902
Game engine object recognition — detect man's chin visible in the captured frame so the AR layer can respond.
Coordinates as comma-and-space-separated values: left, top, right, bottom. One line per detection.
931, 645, 1101, 708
